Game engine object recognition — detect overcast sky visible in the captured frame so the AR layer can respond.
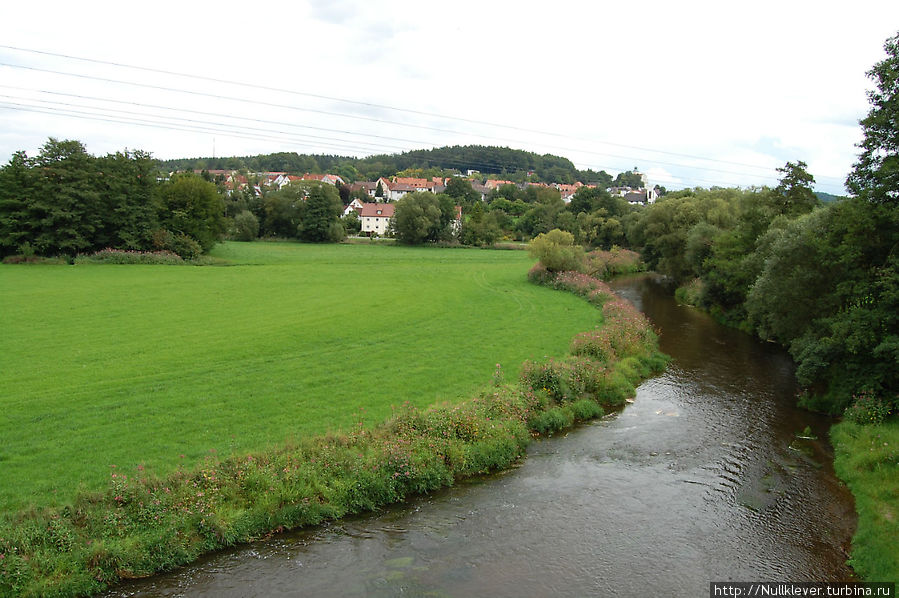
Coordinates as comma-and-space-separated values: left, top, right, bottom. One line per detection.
1, 1, 897, 194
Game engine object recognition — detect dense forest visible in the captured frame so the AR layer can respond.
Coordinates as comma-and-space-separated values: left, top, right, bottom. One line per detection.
156, 145, 617, 186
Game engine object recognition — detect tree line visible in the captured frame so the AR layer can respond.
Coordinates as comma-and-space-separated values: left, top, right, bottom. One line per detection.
622, 27, 899, 417
156, 144, 626, 186
0, 139, 228, 259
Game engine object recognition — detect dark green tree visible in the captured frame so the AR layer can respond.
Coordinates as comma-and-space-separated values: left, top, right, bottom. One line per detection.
298, 183, 344, 242
391, 192, 455, 244
95, 150, 158, 250
261, 186, 305, 238
772, 160, 818, 217
0, 151, 37, 256
847, 31, 899, 205
233, 210, 259, 241
30, 139, 103, 256
155, 173, 226, 252
343, 209, 362, 234
443, 177, 480, 207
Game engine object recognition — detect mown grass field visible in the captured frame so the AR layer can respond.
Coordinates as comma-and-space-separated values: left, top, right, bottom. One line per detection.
0, 242, 599, 511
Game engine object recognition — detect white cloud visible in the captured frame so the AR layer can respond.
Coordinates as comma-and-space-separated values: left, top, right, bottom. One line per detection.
0, 0, 897, 191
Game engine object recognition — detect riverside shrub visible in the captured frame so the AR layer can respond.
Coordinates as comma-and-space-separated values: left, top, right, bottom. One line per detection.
844, 392, 893, 425
74, 249, 185, 265
527, 229, 584, 272
586, 247, 643, 279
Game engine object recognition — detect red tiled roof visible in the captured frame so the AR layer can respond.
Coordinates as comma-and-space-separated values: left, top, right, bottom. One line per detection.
360, 203, 396, 218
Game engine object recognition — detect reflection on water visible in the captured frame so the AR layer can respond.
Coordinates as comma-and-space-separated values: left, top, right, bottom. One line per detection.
109, 275, 855, 598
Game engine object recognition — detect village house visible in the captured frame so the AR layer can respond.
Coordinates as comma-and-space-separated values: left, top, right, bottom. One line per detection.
485, 179, 515, 190
360, 202, 396, 236
301, 173, 345, 186
387, 183, 417, 202
343, 198, 365, 217
358, 202, 463, 237
350, 181, 379, 198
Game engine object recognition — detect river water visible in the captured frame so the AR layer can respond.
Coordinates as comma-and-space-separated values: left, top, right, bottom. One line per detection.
108, 275, 856, 597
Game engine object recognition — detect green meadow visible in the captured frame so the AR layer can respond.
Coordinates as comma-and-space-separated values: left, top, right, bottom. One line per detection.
0, 242, 599, 511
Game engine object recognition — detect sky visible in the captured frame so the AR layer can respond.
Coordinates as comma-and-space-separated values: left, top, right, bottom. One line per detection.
1, 1, 898, 195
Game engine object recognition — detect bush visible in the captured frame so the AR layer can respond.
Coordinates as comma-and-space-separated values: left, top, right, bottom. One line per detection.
551, 271, 612, 298
674, 278, 703, 306
1, 255, 68, 265
520, 359, 570, 403
233, 210, 259, 242
527, 406, 574, 436
844, 392, 893, 425
527, 262, 555, 285
151, 229, 203, 259
585, 247, 643, 279
570, 328, 616, 363
569, 399, 604, 421
528, 229, 584, 272
74, 249, 185, 265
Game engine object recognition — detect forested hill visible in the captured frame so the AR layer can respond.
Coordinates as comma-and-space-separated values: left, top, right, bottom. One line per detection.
155, 145, 613, 185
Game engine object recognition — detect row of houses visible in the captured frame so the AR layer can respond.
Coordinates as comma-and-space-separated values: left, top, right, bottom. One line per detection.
200, 169, 657, 206
342, 201, 463, 237
197, 170, 346, 195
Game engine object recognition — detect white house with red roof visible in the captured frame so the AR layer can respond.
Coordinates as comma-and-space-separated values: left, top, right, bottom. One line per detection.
301, 173, 345, 186
343, 198, 365, 217
360, 202, 396, 236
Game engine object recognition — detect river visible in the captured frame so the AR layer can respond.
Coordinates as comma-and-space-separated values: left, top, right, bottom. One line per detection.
107, 274, 856, 597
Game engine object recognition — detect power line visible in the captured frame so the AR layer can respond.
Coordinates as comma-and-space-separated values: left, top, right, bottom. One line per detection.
0, 100, 847, 193
0, 44, 799, 174
0, 52, 848, 192
0, 70, 819, 188
4, 45, 849, 185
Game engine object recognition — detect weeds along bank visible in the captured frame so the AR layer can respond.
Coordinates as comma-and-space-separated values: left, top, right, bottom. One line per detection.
0, 262, 665, 597
831, 420, 899, 582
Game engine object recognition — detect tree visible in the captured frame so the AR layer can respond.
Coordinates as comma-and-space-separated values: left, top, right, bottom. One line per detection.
30, 139, 103, 256
155, 173, 226, 252
375, 181, 384, 199
528, 229, 583, 272
343, 209, 362, 234
772, 160, 818, 217
567, 186, 599, 215
95, 149, 158, 250
443, 177, 480, 206
233, 210, 259, 241
261, 186, 305, 238
391, 192, 455, 244
613, 169, 644, 188
847, 31, 899, 205
0, 151, 37, 256
298, 183, 343, 242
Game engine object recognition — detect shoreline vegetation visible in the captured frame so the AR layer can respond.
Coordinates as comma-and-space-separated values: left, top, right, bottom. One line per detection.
0, 262, 666, 598
831, 420, 899, 582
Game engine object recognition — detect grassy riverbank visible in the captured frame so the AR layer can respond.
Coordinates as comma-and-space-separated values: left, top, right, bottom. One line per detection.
0, 245, 665, 597
831, 419, 899, 582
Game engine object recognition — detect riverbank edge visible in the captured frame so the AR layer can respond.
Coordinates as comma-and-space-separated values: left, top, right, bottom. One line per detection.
831, 420, 899, 582
672, 279, 898, 583
0, 266, 666, 598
